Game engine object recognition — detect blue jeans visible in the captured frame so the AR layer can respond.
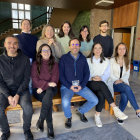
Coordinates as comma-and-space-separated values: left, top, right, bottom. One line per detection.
113, 83, 139, 112
61, 86, 98, 118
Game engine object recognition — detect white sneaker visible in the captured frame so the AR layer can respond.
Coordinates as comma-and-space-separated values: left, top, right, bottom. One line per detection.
113, 106, 128, 120
94, 114, 103, 127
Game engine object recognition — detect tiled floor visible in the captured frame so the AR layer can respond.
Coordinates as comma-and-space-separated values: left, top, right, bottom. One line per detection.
0, 71, 140, 140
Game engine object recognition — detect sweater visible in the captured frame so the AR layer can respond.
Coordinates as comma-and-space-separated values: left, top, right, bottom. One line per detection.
80, 40, 94, 57
31, 59, 59, 91
59, 52, 90, 89
55, 34, 70, 54
17, 32, 38, 61
93, 34, 114, 57
87, 57, 110, 82
36, 39, 62, 62
0, 49, 30, 98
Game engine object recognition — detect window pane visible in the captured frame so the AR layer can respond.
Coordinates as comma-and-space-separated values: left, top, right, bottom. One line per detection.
25, 11, 30, 19
25, 4, 30, 10
13, 23, 18, 29
12, 3, 17, 9
47, 7, 49, 12
18, 3, 24, 10
19, 11, 24, 19
12, 10, 18, 19
12, 19, 18, 23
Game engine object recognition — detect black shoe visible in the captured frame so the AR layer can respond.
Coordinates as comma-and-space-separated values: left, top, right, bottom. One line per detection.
47, 126, 55, 139
117, 118, 124, 125
65, 118, 72, 129
136, 112, 140, 118
1, 131, 10, 140
36, 118, 44, 132
24, 129, 33, 140
76, 110, 88, 123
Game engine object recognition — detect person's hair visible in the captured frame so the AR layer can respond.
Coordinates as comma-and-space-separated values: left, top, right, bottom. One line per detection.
114, 42, 130, 71
36, 43, 55, 74
21, 19, 32, 28
99, 20, 109, 27
88, 42, 105, 63
40, 24, 55, 40
5, 35, 19, 43
69, 37, 81, 46
79, 25, 91, 42
58, 21, 74, 38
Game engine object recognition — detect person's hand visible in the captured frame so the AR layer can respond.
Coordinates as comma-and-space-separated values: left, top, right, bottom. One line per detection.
48, 39, 56, 46
37, 88, 43, 94
70, 86, 81, 92
13, 94, 20, 107
114, 80, 123, 84
8, 96, 14, 107
48, 82, 57, 87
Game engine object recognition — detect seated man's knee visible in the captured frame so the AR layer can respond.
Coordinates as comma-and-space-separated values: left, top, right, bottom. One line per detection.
62, 99, 70, 109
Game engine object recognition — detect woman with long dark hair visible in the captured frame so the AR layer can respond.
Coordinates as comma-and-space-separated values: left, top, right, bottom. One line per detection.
56, 21, 74, 54
87, 43, 128, 127
79, 25, 93, 57
108, 42, 140, 124
31, 44, 59, 139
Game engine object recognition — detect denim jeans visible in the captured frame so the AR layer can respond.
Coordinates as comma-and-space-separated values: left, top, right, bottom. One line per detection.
113, 83, 140, 112
61, 86, 98, 118
0, 91, 33, 133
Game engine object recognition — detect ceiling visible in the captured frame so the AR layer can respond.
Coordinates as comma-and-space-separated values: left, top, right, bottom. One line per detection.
0, 0, 138, 10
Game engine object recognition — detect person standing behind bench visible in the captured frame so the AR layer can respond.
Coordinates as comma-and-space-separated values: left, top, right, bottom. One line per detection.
31, 44, 59, 139
93, 20, 113, 58
59, 38, 98, 129
0, 36, 33, 140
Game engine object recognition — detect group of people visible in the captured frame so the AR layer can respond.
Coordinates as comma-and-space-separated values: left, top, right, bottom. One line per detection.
0, 19, 140, 140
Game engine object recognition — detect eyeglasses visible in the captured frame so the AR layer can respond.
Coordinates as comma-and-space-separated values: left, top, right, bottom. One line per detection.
41, 49, 50, 53
71, 44, 80, 47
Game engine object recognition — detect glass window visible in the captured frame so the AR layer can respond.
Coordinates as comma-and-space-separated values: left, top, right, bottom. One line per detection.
13, 23, 18, 29
12, 3, 17, 9
18, 4, 24, 10
19, 11, 24, 19
25, 4, 30, 10
25, 11, 30, 19
12, 10, 18, 19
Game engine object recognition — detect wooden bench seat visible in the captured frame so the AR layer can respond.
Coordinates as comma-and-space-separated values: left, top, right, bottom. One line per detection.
5, 93, 86, 114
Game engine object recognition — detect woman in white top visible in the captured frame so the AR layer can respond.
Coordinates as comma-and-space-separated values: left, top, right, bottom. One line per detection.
36, 25, 62, 62
108, 42, 140, 124
87, 43, 128, 127
56, 21, 74, 54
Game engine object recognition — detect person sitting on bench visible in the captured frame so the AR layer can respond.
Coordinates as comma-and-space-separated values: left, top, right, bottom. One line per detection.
0, 36, 33, 140
31, 44, 59, 139
59, 37, 98, 129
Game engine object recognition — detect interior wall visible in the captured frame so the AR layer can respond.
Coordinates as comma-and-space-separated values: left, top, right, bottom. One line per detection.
113, 1, 138, 28
49, 8, 79, 28
90, 9, 112, 38
134, 1, 140, 60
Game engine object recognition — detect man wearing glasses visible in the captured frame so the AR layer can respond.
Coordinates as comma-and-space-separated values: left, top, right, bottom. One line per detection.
59, 38, 98, 129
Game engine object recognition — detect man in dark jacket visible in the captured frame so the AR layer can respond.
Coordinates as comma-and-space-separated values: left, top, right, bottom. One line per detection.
59, 38, 98, 129
0, 36, 33, 140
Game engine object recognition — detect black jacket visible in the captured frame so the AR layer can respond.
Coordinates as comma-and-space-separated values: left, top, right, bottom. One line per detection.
0, 49, 30, 98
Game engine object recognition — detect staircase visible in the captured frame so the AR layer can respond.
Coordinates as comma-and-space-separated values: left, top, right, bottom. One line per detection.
0, 8, 53, 41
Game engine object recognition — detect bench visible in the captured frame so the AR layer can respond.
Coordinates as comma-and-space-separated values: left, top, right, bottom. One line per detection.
5, 93, 86, 115
105, 92, 120, 115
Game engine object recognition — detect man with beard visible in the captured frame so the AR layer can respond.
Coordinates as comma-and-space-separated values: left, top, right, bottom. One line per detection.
93, 20, 114, 58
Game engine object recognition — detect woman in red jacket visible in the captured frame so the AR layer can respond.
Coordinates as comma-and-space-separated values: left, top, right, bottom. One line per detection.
31, 44, 59, 139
